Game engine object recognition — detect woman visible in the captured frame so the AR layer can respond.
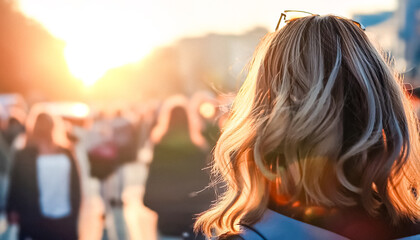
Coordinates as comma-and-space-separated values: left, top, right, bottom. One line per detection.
7, 111, 81, 240
195, 13, 420, 240
144, 95, 215, 239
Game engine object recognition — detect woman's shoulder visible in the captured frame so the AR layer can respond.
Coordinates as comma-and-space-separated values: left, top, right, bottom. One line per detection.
217, 233, 245, 240
56, 147, 73, 157
15, 146, 37, 158
268, 204, 420, 239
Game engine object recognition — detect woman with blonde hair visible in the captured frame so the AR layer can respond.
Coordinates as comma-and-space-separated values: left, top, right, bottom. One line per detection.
195, 12, 420, 239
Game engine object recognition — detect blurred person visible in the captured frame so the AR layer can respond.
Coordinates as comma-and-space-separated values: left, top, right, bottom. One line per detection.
81, 110, 120, 240
3, 117, 25, 149
0, 106, 9, 192
117, 101, 161, 240
7, 111, 81, 240
133, 100, 161, 167
111, 108, 138, 166
0, 106, 9, 228
67, 109, 97, 196
143, 95, 215, 240
87, 111, 116, 181
68, 110, 106, 240
100, 108, 137, 210
195, 13, 420, 240
93, 108, 139, 240
0, 126, 8, 187
97, 102, 161, 240
0, 106, 27, 222
2, 106, 26, 148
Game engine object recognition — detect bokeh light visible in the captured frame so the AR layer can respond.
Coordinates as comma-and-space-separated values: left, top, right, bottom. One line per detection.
199, 102, 216, 119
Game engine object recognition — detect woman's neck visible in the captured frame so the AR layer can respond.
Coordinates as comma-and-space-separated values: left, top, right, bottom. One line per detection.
36, 140, 59, 155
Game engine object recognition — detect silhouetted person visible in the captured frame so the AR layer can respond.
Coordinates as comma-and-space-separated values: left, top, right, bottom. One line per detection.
144, 96, 214, 240
7, 112, 81, 240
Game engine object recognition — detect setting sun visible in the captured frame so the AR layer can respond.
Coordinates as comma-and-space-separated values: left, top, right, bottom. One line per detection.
17, 0, 167, 86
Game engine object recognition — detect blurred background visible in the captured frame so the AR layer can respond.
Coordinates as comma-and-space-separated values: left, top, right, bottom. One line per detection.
0, 0, 419, 239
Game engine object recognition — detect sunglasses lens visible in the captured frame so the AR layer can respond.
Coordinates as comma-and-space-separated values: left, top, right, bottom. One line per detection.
352, 21, 366, 30
353, 22, 360, 27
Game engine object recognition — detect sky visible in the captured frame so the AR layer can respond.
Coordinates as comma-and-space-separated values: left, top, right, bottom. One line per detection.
16, 0, 398, 86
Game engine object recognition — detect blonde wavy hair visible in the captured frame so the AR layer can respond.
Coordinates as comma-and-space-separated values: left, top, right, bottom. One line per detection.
195, 15, 420, 237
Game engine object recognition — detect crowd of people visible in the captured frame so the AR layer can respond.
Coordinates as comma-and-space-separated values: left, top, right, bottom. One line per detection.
0, 91, 228, 240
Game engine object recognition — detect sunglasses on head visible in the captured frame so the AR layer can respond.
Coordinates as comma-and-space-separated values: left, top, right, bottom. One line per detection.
275, 10, 366, 31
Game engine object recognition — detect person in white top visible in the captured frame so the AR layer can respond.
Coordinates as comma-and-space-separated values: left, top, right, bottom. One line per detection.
7, 111, 81, 240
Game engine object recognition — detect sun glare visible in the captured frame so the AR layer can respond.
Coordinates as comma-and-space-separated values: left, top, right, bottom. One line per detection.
17, 0, 167, 87
70, 103, 90, 118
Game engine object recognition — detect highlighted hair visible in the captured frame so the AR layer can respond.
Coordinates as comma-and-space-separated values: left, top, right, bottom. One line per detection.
195, 15, 420, 237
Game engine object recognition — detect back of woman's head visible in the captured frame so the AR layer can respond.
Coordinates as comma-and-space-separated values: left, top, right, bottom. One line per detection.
196, 14, 420, 236
151, 95, 208, 149
32, 113, 54, 141
167, 106, 189, 132
26, 107, 70, 148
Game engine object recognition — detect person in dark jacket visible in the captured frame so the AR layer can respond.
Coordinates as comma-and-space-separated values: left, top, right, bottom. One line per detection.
144, 95, 215, 240
7, 111, 81, 240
